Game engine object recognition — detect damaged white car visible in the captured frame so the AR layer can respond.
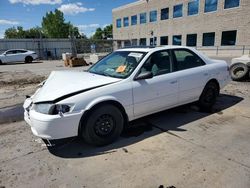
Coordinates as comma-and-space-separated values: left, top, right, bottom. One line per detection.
23, 46, 230, 146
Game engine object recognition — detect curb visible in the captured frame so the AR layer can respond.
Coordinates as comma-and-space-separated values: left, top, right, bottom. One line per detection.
0, 104, 24, 124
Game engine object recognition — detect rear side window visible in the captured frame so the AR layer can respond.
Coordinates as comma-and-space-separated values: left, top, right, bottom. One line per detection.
172, 49, 205, 71
16, 50, 27, 53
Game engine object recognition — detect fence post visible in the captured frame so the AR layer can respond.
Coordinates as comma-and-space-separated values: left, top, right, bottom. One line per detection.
243, 45, 245, 55
216, 46, 219, 55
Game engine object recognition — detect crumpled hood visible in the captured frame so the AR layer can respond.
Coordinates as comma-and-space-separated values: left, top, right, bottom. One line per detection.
32, 71, 121, 103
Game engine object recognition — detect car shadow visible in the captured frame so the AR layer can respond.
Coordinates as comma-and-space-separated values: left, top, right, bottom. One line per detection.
47, 94, 243, 159
1, 61, 43, 65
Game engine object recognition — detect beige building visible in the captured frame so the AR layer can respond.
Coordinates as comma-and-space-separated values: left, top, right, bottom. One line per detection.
112, 0, 250, 55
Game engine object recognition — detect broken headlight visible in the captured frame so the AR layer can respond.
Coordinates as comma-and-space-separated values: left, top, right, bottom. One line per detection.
34, 103, 73, 115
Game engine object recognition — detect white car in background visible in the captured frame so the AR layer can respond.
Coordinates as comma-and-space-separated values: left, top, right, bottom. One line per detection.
23, 46, 230, 146
0, 49, 38, 64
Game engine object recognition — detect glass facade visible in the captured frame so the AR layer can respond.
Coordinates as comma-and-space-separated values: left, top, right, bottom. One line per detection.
221, 30, 237, 45
131, 15, 137, 25
203, 32, 215, 46
140, 13, 147, 24
173, 35, 182, 45
160, 36, 168, 45
204, 0, 218, 12
161, 8, 169, 20
188, 0, 199, 16
224, 0, 240, 9
186, 34, 197, 46
150, 10, 157, 22
116, 19, 121, 28
123, 17, 129, 27
173, 4, 183, 18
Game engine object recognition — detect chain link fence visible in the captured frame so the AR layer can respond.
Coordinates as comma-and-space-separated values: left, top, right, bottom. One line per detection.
0, 39, 249, 60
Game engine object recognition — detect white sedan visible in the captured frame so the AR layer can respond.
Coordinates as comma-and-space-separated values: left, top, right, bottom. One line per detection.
0, 49, 38, 64
23, 46, 230, 146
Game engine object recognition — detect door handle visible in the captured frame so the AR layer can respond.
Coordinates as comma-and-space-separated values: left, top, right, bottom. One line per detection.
170, 80, 177, 84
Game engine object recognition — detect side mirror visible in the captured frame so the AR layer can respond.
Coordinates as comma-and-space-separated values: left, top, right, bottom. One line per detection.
3, 53, 6, 56
134, 71, 153, 80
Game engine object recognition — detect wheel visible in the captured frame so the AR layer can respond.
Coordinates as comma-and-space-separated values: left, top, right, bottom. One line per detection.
25, 56, 33, 63
230, 63, 249, 81
198, 82, 219, 112
81, 104, 124, 146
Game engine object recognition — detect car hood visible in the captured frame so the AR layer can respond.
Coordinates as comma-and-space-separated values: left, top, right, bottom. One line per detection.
32, 71, 121, 103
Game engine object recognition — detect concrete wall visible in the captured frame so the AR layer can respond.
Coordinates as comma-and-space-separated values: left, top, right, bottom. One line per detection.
112, 0, 250, 50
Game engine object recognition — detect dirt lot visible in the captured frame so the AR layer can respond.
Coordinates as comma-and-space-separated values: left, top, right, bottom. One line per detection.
0, 59, 250, 188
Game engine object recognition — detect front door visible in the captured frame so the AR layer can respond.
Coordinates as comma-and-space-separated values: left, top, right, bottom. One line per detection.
132, 50, 178, 117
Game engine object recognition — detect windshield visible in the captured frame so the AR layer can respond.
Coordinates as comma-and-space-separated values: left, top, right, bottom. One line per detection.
88, 51, 146, 79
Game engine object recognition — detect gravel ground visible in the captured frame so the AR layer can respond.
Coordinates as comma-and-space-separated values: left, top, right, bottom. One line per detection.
0, 57, 250, 188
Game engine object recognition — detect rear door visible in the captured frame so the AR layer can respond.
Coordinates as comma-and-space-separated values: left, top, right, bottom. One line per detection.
132, 50, 179, 117
15, 50, 27, 61
171, 49, 209, 104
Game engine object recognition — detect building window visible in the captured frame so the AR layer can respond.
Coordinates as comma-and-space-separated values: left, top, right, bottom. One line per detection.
123, 17, 129, 27
150, 10, 157, 22
131, 15, 137, 25
173, 35, 182, 45
173, 4, 183, 18
132, 39, 138, 46
161, 8, 169, 20
188, 0, 199, 16
140, 13, 147, 24
160, 36, 168, 45
116, 19, 122, 28
221, 30, 237, 45
124, 40, 131, 47
202, 32, 215, 46
224, 0, 240, 9
204, 0, 218, 12
140, 38, 147, 46
186, 34, 197, 46
150, 37, 157, 46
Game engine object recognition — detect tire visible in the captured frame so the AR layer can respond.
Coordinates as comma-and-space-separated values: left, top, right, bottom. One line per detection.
25, 56, 33, 63
0, 60, 2, 65
81, 104, 124, 146
198, 82, 219, 112
230, 63, 249, 81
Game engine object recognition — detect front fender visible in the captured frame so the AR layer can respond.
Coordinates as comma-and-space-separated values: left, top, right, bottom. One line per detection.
84, 95, 121, 111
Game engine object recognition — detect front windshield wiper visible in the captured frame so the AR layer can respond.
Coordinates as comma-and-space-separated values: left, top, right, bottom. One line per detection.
89, 71, 112, 77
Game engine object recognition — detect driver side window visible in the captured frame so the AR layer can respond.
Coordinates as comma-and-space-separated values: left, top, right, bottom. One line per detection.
6, 50, 16, 55
140, 50, 172, 76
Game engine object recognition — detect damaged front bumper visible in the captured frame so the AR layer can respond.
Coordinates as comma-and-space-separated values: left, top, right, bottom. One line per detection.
23, 98, 83, 140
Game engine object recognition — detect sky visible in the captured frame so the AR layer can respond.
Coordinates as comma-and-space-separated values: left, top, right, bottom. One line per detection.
0, 0, 137, 38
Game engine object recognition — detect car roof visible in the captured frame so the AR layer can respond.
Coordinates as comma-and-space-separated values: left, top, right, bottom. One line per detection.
116, 45, 195, 53
6, 49, 29, 51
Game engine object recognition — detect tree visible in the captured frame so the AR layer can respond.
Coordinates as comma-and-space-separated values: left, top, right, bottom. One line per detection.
91, 24, 113, 40
42, 9, 80, 38
103, 24, 113, 39
4, 27, 18, 38
91, 27, 103, 40
4, 26, 45, 39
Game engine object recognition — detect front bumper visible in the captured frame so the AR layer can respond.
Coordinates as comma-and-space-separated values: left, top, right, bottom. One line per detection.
24, 99, 83, 140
